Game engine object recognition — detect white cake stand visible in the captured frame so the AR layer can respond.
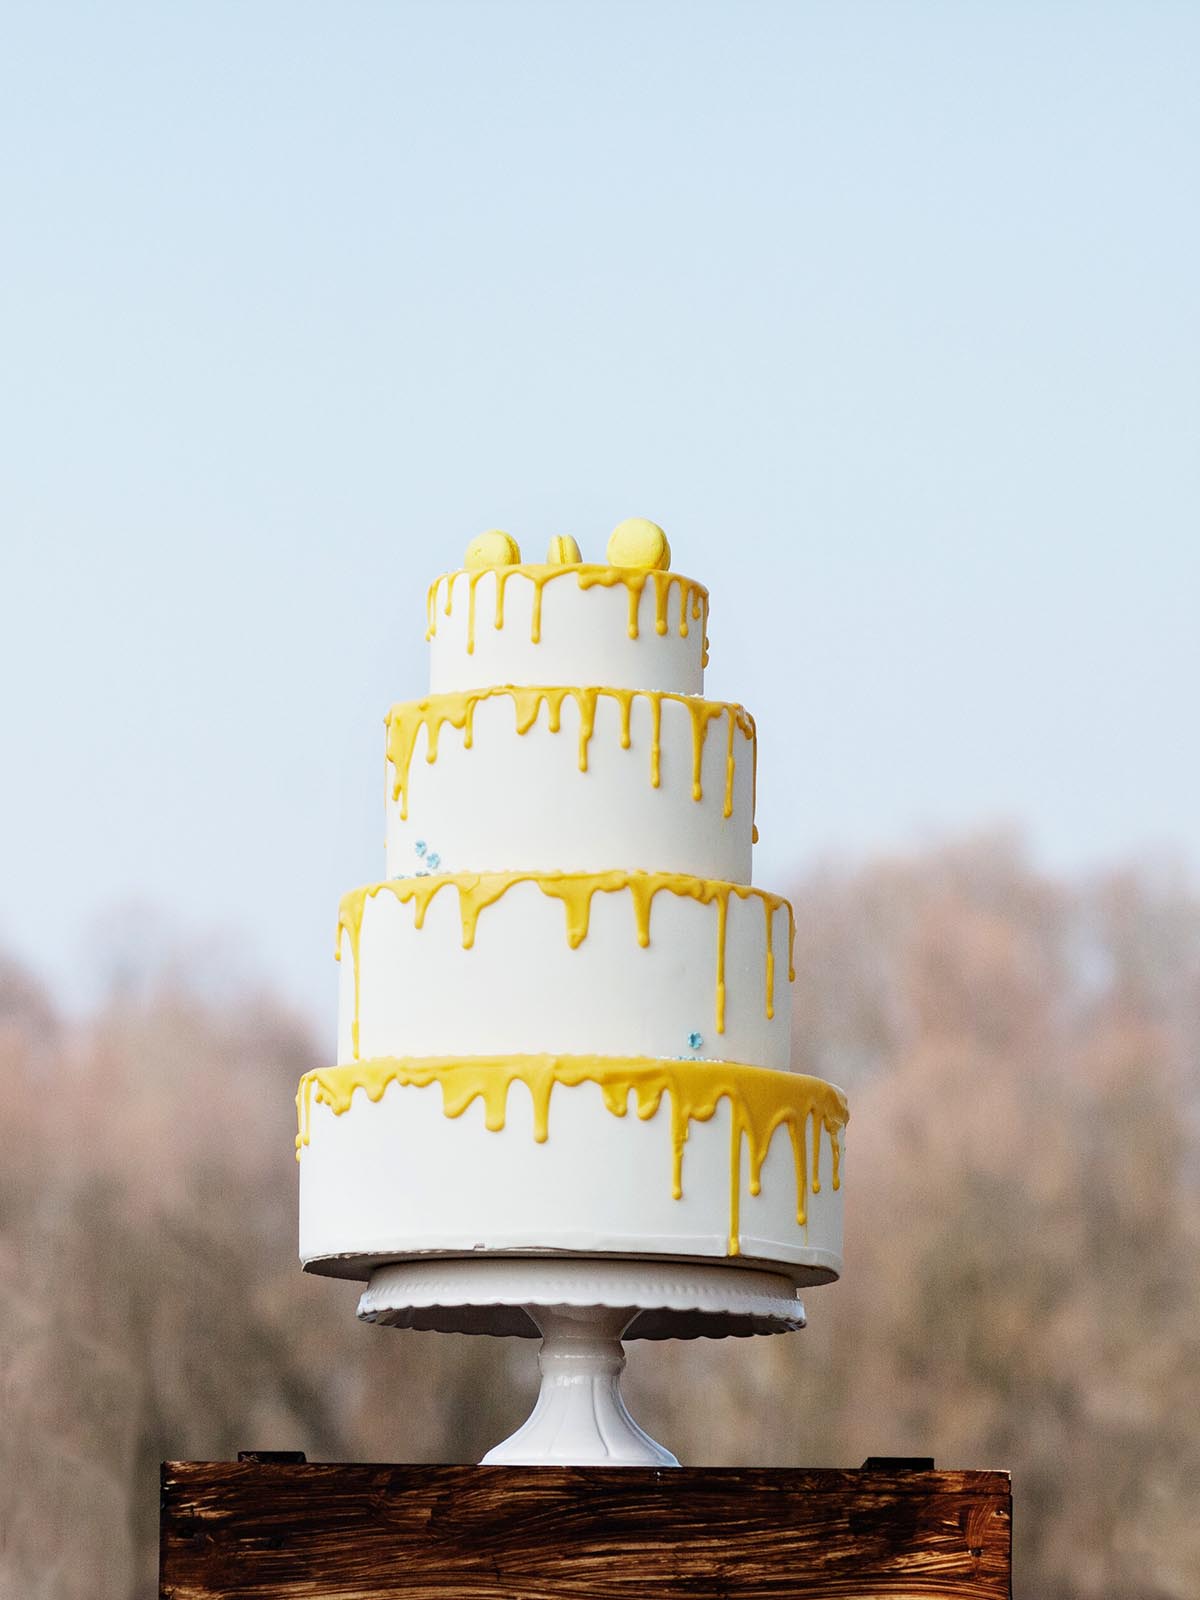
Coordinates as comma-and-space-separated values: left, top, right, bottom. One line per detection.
357, 1257, 806, 1466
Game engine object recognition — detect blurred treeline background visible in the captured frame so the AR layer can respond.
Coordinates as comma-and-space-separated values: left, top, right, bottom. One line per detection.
2, 833, 1196, 1599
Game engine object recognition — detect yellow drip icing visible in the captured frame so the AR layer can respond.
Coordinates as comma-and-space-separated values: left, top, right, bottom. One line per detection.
684, 699, 728, 802
466, 571, 479, 653
764, 896, 776, 1021
425, 565, 709, 655
385, 687, 756, 824
653, 574, 670, 636
723, 707, 737, 819
751, 731, 759, 844
713, 889, 728, 1033
576, 691, 596, 772
337, 870, 795, 1056
295, 1054, 848, 1256
494, 568, 507, 631
571, 566, 646, 638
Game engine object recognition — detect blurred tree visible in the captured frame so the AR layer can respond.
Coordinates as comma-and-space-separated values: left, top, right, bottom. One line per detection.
0, 936, 525, 1599
626, 837, 1200, 1600
1, 838, 1197, 1598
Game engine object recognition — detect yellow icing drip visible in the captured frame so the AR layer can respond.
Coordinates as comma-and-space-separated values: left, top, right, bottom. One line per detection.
337, 870, 794, 1055
763, 895, 776, 1021
723, 707, 736, 819
466, 570, 479, 653
713, 889, 728, 1033
385, 687, 756, 825
337, 894, 364, 1059
424, 566, 709, 656
653, 573, 671, 636
295, 1054, 848, 1256
575, 691, 596, 772
750, 731, 759, 844
494, 569, 506, 631
729, 1121, 742, 1251
684, 699, 728, 802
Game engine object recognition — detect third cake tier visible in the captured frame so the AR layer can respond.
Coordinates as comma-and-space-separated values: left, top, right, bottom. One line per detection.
337, 869, 794, 1071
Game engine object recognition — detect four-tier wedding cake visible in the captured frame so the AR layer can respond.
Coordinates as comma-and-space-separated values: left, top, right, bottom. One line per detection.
297, 520, 848, 1288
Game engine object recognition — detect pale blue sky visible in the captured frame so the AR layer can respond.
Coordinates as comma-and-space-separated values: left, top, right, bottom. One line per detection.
2, 2, 1197, 1025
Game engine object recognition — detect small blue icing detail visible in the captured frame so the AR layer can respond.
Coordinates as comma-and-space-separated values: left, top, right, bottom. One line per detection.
414, 839, 441, 872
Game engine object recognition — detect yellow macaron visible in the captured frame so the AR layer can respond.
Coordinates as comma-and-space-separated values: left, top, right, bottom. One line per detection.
464, 530, 522, 569
606, 517, 671, 571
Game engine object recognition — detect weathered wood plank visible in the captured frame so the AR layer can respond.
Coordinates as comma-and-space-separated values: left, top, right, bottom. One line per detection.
160, 1461, 1011, 1600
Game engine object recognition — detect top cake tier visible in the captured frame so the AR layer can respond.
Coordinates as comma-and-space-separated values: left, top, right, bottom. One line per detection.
426, 563, 710, 695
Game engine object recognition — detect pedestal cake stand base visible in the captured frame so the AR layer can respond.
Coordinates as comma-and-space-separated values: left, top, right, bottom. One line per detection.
357, 1258, 806, 1467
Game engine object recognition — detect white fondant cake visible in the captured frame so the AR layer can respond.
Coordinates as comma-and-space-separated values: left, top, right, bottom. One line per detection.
299, 525, 848, 1288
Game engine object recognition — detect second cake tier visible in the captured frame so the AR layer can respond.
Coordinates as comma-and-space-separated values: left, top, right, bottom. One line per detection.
385, 687, 757, 881
337, 870, 795, 1071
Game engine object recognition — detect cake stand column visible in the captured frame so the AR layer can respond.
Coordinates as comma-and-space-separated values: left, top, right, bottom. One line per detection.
481, 1301, 677, 1467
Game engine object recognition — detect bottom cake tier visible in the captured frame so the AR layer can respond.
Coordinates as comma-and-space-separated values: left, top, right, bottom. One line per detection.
297, 1055, 848, 1285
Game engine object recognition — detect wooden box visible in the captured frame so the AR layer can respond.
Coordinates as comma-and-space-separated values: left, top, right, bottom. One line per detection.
161, 1456, 1011, 1598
